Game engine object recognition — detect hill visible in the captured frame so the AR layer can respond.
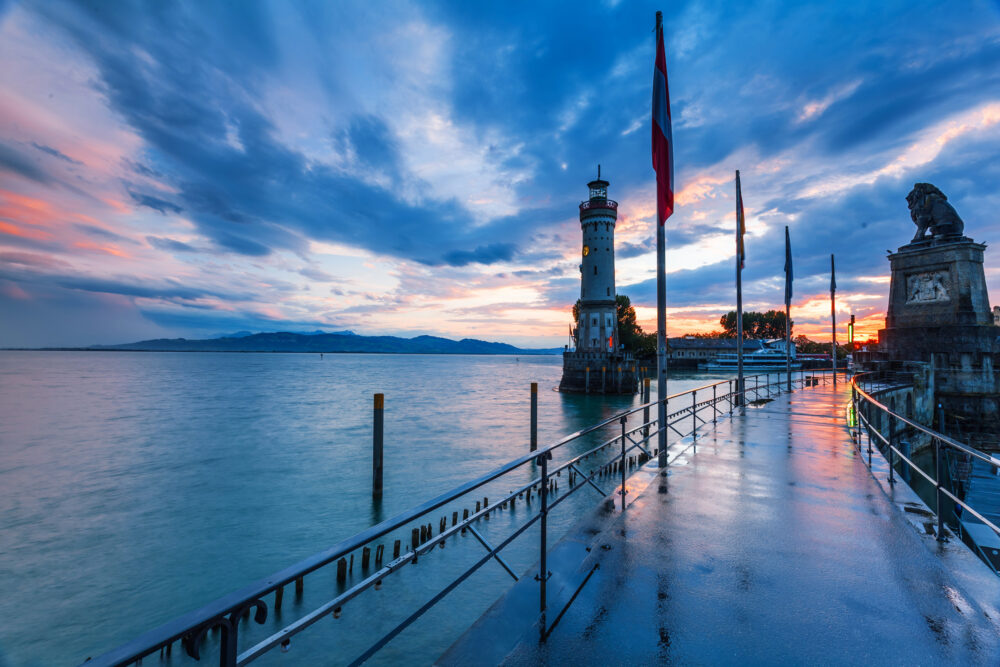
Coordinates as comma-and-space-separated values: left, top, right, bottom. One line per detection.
86, 332, 561, 355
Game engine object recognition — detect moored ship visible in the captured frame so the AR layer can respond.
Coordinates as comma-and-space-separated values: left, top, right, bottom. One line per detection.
702, 342, 801, 372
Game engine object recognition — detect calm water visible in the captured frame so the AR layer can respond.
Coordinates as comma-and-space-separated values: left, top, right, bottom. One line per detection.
0, 352, 738, 666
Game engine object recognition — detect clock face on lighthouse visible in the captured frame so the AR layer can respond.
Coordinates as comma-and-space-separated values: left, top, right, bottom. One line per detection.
582, 245, 590, 256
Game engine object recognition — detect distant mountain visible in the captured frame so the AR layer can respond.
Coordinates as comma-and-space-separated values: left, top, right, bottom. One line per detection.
211, 329, 356, 339
88, 331, 560, 355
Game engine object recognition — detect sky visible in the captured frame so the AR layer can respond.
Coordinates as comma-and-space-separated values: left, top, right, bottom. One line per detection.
1, 0, 998, 348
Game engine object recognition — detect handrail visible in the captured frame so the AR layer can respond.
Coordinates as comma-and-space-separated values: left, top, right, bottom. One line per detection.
851, 371, 1000, 553
83, 368, 841, 666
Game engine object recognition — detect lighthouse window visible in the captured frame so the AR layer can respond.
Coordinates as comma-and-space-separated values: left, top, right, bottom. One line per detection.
593, 266, 597, 275
606, 287, 610, 296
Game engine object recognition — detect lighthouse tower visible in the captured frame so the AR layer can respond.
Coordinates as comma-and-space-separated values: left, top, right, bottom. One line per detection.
559, 168, 637, 394
577, 170, 619, 352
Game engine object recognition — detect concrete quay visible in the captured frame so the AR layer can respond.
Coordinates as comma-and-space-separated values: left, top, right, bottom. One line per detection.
442, 383, 1000, 665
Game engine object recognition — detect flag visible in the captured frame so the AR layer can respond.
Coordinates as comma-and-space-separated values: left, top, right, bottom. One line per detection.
652, 12, 674, 224
784, 226, 793, 304
830, 253, 836, 293
736, 171, 746, 270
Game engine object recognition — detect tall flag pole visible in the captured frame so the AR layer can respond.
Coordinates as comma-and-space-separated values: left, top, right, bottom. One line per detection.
784, 226, 793, 392
830, 253, 837, 385
652, 10, 674, 474
735, 170, 746, 406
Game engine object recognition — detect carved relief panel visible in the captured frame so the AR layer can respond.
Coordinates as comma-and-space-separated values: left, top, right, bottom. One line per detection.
905, 270, 950, 304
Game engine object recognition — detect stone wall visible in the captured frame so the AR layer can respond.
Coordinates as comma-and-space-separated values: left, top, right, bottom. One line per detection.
559, 351, 638, 394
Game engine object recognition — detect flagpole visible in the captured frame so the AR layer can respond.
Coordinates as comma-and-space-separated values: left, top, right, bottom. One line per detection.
735, 170, 744, 408
831, 253, 836, 385
784, 226, 792, 393
654, 10, 668, 476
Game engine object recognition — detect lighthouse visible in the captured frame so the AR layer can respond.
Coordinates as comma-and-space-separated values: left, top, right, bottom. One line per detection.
559, 168, 637, 394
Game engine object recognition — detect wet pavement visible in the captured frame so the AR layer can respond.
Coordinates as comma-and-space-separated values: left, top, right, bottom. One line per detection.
442, 383, 1000, 665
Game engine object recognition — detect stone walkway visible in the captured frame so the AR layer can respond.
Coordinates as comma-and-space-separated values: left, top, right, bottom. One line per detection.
442, 383, 1000, 665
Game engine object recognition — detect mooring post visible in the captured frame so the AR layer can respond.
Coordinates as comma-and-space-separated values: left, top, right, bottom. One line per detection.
585, 366, 590, 394
372, 393, 384, 500
601, 366, 606, 394
530, 382, 538, 452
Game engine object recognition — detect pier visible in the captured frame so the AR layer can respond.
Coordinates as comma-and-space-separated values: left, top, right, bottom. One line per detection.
81, 370, 1000, 665
444, 381, 1000, 664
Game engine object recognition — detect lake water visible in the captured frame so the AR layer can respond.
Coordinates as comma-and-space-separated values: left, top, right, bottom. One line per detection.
0, 351, 741, 666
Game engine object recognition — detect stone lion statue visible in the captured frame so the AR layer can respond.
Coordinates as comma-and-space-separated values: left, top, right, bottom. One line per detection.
907, 183, 964, 242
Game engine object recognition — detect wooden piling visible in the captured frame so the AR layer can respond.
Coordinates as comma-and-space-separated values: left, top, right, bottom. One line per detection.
411, 528, 420, 549
274, 586, 284, 611
361, 546, 371, 570
393, 539, 401, 558
295, 576, 304, 596
348, 553, 354, 572
373, 393, 384, 500
440, 516, 447, 533
452, 511, 458, 526
375, 544, 384, 566
337, 558, 347, 582
530, 382, 538, 451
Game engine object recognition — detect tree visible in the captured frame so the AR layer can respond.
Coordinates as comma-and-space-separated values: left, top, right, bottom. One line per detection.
573, 294, 656, 357
616, 295, 643, 350
720, 310, 790, 339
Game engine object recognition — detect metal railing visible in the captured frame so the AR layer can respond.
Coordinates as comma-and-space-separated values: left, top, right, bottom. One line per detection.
578, 199, 618, 211
83, 369, 842, 666
851, 371, 1000, 552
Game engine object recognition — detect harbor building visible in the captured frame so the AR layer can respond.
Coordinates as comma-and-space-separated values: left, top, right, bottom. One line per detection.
559, 171, 637, 394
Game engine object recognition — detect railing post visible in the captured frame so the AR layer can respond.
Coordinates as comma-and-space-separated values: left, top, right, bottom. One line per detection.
373, 393, 384, 500
538, 452, 549, 637
887, 406, 896, 485
712, 384, 717, 424
866, 411, 872, 467
729, 379, 734, 415
754, 374, 758, 401
643, 378, 650, 442
530, 383, 538, 452
620, 416, 627, 511
691, 391, 697, 440
934, 438, 947, 542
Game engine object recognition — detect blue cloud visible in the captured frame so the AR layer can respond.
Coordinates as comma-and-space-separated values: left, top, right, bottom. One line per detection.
127, 191, 183, 215
30, 142, 82, 165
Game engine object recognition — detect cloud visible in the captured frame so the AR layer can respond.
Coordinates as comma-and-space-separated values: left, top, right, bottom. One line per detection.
128, 191, 182, 215
146, 235, 197, 253
1, 0, 998, 347
30, 142, 83, 165
0, 142, 51, 184
74, 223, 139, 245
440, 243, 517, 267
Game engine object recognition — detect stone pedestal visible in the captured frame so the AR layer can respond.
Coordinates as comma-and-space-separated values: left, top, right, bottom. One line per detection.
559, 350, 637, 394
877, 236, 999, 446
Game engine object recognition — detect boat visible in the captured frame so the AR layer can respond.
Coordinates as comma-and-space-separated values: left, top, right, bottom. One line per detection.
701, 342, 802, 372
